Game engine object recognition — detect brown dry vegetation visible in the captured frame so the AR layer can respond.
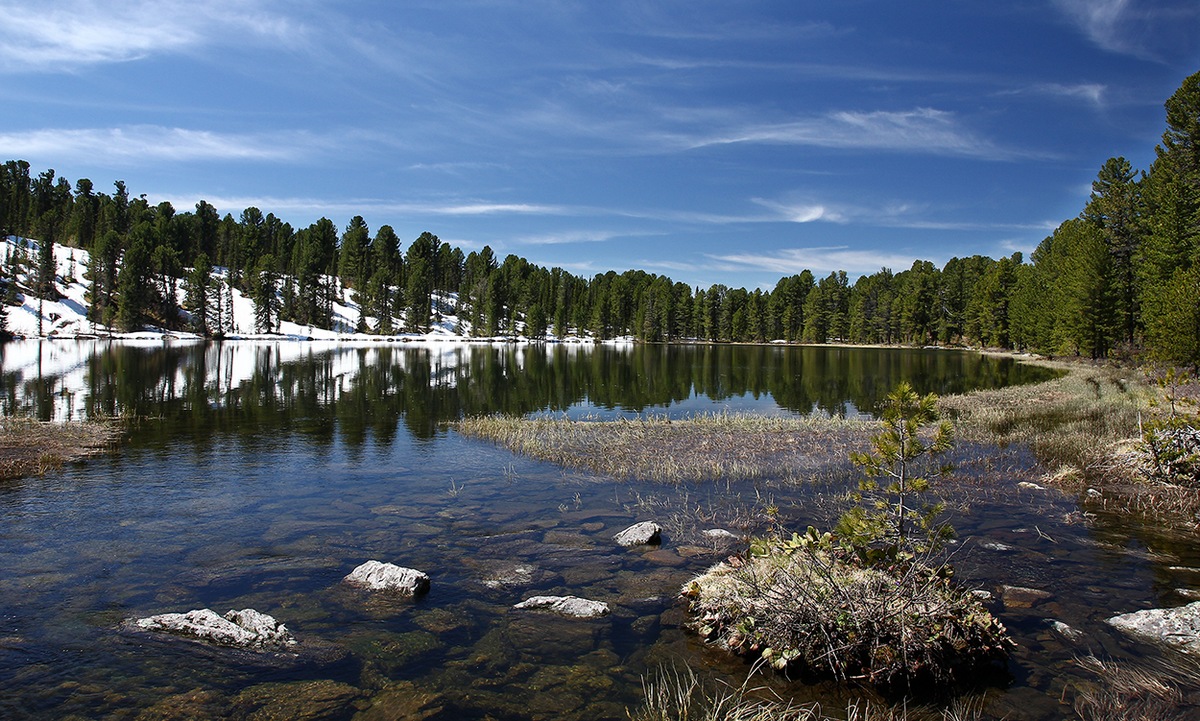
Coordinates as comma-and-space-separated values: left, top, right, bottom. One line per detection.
0, 416, 124, 480
455, 412, 875, 483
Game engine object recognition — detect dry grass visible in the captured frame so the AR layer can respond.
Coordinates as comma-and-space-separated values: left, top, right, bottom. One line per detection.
631, 664, 989, 721
1070, 655, 1194, 721
938, 361, 1146, 476
456, 412, 873, 483
0, 416, 124, 480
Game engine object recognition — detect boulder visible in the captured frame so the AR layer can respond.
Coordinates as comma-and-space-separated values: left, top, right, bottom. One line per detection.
134, 608, 296, 650
513, 595, 610, 618
1107, 601, 1200, 654
999, 585, 1052, 609
614, 521, 662, 547
344, 560, 431, 596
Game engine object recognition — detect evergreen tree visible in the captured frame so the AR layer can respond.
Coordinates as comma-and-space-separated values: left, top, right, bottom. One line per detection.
252, 254, 280, 333
115, 227, 155, 331
1083, 157, 1141, 344
339, 216, 370, 290
405, 232, 439, 332
185, 252, 213, 335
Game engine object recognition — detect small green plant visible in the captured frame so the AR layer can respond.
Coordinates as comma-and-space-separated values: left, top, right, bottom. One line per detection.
837, 381, 954, 563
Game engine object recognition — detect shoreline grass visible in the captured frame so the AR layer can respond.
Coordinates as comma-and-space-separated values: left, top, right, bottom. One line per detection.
0, 416, 124, 480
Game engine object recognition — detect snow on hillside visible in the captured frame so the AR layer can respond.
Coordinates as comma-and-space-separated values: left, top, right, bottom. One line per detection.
0, 235, 482, 342
0, 236, 617, 422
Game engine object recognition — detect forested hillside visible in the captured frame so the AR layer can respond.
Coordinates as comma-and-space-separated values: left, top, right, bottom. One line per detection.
2, 71, 1199, 363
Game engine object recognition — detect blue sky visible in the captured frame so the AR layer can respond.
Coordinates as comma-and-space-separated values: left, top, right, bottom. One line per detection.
2, 1, 1199, 290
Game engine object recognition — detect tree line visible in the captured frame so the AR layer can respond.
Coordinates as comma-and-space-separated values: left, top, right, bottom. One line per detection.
1, 70, 1199, 364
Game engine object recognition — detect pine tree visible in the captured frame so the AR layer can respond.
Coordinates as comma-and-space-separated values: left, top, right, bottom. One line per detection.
251, 254, 279, 333
185, 252, 213, 335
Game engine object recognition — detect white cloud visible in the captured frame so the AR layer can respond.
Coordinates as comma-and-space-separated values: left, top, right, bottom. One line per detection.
0, 0, 301, 70
0, 126, 315, 163
999, 82, 1107, 107
710, 246, 938, 277
153, 193, 568, 220
517, 230, 628, 245
1054, 0, 1133, 54
1052, 0, 1200, 61
688, 108, 1010, 159
1036, 82, 1107, 105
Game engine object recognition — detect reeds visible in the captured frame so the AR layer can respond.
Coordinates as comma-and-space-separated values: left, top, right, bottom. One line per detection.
1071, 655, 1192, 721
0, 416, 123, 480
456, 412, 873, 483
630, 664, 989, 721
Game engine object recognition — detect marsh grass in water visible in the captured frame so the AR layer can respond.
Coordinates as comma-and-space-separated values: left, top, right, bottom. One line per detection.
631, 664, 989, 721
0, 416, 123, 480
1069, 654, 1200, 721
455, 412, 873, 483
938, 361, 1143, 476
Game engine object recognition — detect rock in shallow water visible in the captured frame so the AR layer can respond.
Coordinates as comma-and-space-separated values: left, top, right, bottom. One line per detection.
613, 521, 661, 547
134, 608, 296, 650
512, 595, 610, 618
1107, 601, 1200, 654
343, 560, 431, 596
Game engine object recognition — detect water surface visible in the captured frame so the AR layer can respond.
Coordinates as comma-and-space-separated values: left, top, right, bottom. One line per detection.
0, 340, 1191, 720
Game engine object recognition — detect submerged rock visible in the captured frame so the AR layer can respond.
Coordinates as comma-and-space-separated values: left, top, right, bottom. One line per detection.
702, 528, 739, 541
343, 560, 431, 596
513, 595, 611, 618
1048, 619, 1083, 640
133, 608, 296, 650
1107, 601, 1200, 654
999, 585, 1052, 609
614, 521, 662, 547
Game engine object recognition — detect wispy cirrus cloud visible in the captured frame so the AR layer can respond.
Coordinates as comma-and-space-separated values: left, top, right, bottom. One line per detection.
686, 108, 1013, 160
998, 82, 1107, 107
516, 230, 659, 245
155, 193, 568, 220
1053, 0, 1200, 61
0, 0, 303, 70
710, 246, 940, 277
0, 126, 324, 163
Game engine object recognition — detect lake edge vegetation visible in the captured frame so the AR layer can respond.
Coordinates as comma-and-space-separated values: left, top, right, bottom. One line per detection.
0, 415, 123, 481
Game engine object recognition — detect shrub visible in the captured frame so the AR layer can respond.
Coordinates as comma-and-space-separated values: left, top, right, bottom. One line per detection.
681, 531, 1012, 692
681, 383, 1012, 692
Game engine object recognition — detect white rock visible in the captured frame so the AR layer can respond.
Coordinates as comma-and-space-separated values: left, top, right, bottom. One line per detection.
1107, 601, 1200, 654
343, 560, 431, 595
702, 529, 739, 541
513, 595, 610, 618
614, 521, 662, 547
135, 608, 296, 650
